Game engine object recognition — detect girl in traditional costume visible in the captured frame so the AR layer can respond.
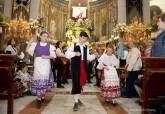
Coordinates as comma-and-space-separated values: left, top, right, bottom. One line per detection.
26, 31, 56, 108
97, 43, 120, 104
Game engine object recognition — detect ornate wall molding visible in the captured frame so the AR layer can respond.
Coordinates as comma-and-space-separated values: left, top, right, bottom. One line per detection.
0, 0, 4, 15
50, 0, 68, 9
89, 0, 114, 11
89, 0, 117, 41
38, 0, 69, 40
126, 0, 143, 24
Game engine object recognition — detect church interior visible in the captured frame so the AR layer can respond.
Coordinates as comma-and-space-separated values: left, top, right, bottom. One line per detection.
0, 0, 165, 114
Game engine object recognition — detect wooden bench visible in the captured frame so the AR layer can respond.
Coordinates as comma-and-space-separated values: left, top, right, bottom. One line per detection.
142, 57, 165, 114
0, 54, 16, 114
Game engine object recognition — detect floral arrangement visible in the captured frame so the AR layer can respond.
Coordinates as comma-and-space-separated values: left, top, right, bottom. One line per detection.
65, 19, 75, 29
145, 23, 155, 32
113, 23, 126, 33
29, 17, 44, 36
123, 22, 151, 42
75, 18, 83, 27
84, 19, 92, 29
66, 17, 92, 30
65, 16, 92, 46
29, 18, 40, 29
29, 17, 44, 30
5, 18, 31, 40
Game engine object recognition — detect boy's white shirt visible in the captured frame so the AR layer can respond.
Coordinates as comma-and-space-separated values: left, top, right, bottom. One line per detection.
65, 42, 95, 61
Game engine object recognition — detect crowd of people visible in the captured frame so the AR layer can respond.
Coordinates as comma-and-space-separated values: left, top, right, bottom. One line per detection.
1, 31, 146, 109
1, 12, 165, 113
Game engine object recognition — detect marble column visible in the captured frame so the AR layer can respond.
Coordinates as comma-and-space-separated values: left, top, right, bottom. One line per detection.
99, 10, 102, 40
30, 0, 40, 19
68, 0, 71, 18
4, 0, 12, 20
106, 11, 109, 38
95, 12, 99, 40
87, 0, 90, 18
117, 0, 126, 23
143, 0, 150, 23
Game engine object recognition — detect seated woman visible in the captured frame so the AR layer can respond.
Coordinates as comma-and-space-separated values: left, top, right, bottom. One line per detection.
5, 39, 17, 55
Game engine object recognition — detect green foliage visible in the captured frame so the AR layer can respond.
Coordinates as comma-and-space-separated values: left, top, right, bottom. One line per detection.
145, 22, 158, 32
0, 14, 9, 24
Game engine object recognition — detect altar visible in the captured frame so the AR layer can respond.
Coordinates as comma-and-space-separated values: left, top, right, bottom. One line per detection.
65, 14, 92, 46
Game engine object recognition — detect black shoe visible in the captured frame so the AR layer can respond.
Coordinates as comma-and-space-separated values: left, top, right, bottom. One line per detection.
105, 100, 111, 103
24, 90, 31, 96
94, 84, 100, 87
73, 103, 79, 111
64, 80, 69, 84
78, 99, 83, 106
112, 102, 117, 106
57, 85, 64, 88
62, 80, 68, 84
41, 98, 45, 104
123, 96, 132, 98
135, 99, 142, 105
87, 79, 92, 83
111, 100, 117, 106
36, 100, 42, 108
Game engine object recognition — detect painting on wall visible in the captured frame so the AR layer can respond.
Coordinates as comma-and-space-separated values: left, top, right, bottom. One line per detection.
102, 18, 106, 36
109, 12, 112, 37
150, 5, 162, 21
91, 18, 94, 32
126, 0, 143, 24
0, 4, 4, 15
150, 5, 162, 32
50, 20, 56, 37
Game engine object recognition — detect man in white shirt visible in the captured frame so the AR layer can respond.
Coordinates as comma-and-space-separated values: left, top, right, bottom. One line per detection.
65, 31, 97, 111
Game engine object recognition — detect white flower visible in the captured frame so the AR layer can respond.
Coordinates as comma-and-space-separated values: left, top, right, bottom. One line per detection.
113, 23, 126, 32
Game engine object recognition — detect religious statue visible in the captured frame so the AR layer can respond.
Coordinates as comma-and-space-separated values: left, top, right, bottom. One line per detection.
76, 14, 84, 27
